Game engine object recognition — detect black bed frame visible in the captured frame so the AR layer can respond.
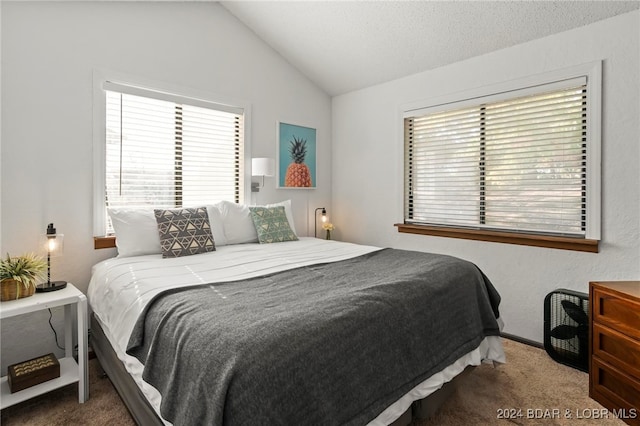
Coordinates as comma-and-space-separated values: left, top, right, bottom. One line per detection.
91, 314, 163, 425
91, 313, 468, 425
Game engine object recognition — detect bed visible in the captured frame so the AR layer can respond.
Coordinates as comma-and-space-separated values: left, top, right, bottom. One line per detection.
88, 201, 505, 426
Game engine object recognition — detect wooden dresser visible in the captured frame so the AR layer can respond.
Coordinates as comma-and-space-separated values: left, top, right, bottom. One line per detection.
589, 281, 640, 425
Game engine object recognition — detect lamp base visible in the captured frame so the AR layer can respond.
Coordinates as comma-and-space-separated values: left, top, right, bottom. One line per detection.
36, 281, 67, 293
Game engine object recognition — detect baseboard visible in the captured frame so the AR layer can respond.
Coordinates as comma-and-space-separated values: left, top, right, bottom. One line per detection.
501, 332, 543, 349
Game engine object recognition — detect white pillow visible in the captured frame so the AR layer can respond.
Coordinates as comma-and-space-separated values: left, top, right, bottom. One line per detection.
214, 200, 298, 245
108, 208, 162, 257
206, 204, 227, 247
109, 206, 227, 257
215, 201, 259, 245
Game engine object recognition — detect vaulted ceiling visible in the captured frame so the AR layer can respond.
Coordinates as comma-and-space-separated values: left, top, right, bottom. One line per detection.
221, 1, 640, 96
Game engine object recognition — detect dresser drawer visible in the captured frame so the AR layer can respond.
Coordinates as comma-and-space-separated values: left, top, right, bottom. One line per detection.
593, 323, 640, 381
592, 287, 640, 341
591, 358, 640, 420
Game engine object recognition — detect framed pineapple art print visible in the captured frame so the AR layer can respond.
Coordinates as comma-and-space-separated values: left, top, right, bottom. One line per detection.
277, 121, 317, 189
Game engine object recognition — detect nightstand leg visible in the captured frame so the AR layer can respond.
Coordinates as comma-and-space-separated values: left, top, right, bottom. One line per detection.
64, 304, 73, 358
77, 295, 89, 403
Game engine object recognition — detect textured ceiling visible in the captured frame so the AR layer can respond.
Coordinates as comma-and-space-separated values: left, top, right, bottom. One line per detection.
221, 1, 640, 96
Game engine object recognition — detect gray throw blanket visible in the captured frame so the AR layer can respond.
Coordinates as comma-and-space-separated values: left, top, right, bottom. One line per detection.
127, 248, 501, 426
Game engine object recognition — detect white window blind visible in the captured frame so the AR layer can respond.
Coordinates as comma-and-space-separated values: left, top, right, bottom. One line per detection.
104, 85, 244, 233
405, 82, 589, 237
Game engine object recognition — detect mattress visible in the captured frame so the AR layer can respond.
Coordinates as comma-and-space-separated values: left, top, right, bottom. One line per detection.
88, 238, 505, 425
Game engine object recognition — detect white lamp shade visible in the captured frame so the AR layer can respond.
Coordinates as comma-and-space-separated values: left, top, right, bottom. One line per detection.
252, 158, 275, 177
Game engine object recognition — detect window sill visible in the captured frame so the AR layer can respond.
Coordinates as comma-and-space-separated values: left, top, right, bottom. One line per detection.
394, 223, 599, 253
94, 236, 116, 250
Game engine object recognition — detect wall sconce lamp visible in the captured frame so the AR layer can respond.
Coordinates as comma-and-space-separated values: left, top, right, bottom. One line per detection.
314, 207, 327, 238
36, 223, 67, 293
251, 157, 275, 192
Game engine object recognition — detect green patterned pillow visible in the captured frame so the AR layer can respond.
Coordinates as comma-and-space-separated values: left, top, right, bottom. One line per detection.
249, 206, 298, 244
154, 207, 215, 258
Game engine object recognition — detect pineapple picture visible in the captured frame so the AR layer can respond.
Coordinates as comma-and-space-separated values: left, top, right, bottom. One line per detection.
278, 122, 316, 188
284, 136, 312, 187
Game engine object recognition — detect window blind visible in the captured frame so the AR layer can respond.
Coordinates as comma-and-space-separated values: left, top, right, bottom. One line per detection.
105, 87, 243, 233
405, 84, 587, 237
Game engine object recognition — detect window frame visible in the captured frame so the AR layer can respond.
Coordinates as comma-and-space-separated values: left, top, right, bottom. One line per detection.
92, 70, 252, 240
396, 61, 602, 252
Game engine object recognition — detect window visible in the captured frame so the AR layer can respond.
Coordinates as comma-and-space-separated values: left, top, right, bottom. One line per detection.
96, 81, 245, 235
399, 63, 601, 252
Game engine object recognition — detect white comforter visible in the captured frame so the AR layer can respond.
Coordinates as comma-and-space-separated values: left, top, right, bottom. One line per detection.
88, 238, 505, 426
89, 238, 379, 352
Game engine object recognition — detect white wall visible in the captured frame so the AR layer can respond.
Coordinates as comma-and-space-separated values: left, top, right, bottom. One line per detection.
332, 11, 640, 344
0, 1, 331, 371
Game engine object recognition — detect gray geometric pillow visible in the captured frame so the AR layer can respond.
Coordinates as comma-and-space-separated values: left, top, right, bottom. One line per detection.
154, 207, 215, 258
249, 206, 298, 244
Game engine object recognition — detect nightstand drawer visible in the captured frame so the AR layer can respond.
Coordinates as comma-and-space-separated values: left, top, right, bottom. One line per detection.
593, 287, 640, 341
593, 323, 640, 380
591, 358, 640, 418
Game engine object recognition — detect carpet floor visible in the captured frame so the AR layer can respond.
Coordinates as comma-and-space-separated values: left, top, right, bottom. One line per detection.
0, 338, 624, 425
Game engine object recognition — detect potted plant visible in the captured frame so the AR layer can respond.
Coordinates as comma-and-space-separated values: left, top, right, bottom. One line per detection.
0, 253, 47, 301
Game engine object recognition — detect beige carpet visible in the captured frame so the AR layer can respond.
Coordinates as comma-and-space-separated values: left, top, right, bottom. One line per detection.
417, 338, 623, 425
0, 338, 623, 425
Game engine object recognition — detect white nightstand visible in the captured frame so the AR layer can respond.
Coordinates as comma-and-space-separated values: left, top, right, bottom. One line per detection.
0, 283, 88, 408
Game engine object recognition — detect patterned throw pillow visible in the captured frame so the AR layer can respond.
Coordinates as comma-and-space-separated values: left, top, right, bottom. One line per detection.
249, 206, 299, 244
154, 207, 215, 258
